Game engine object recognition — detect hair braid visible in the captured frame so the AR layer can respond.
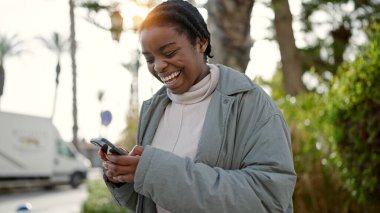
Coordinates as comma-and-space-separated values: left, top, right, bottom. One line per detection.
140, 0, 213, 60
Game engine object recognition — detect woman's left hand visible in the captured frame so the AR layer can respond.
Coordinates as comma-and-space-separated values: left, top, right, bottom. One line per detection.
104, 145, 144, 183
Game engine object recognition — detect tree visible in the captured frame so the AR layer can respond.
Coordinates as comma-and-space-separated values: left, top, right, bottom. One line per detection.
80, 0, 160, 42
0, 33, 24, 110
119, 50, 140, 150
81, 0, 154, 149
206, 0, 255, 73
265, 0, 380, 95
272, 0, 305, 96
300, 0, 380, 76
36, 32, 68, 119
69, 0, 79, 148
327, 24, 380, 209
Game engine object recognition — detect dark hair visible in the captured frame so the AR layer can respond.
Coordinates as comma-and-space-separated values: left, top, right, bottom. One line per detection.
140, 0, 213, 60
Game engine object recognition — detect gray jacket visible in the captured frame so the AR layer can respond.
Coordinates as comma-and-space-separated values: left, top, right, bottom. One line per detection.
106, 64, 296, 213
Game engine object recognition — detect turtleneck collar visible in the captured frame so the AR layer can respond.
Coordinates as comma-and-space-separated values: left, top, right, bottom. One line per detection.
167, 64, 220, 105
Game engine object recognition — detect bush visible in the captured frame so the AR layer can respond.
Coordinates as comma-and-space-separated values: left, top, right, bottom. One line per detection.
326, 24, 380, 205
279, 92, 359, 212
256, 72, 359, 213
256, 22, 380, 213
82, 178, 131, 213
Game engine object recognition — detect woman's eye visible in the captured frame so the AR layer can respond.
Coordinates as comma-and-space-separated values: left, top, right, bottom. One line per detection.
164, 50, 177, 58
145, 58, 154, 64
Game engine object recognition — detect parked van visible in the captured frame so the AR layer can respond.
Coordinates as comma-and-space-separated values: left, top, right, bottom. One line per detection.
0, 112, 91, 189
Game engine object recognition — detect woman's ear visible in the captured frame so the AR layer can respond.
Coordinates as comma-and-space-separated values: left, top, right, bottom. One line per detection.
197, 39, 208, 53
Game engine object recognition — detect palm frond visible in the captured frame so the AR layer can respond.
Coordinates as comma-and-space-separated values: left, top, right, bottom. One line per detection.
0, 33, 25, 63
35, 32, 68, 56
35, 36, 55, 50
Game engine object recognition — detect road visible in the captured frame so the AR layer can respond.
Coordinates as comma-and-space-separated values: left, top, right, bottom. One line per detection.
0, 168, 102, 213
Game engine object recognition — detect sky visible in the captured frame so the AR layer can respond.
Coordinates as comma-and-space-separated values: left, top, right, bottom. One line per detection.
0, 0, 294, 144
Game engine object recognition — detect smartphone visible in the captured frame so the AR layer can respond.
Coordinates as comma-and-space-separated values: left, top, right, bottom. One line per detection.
90, 137, 126, 155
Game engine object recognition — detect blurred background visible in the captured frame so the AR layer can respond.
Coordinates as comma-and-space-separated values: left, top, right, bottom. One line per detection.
0, 0, 379, 212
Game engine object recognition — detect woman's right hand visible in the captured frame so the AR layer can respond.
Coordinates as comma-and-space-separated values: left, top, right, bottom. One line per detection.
98, 144, 109, 161
99, 145, 144, 183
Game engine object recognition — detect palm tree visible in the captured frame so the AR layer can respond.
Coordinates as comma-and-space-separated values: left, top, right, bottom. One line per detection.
0, 33, 24, 110
36, 32, 68, 119
69, 0, 79, 148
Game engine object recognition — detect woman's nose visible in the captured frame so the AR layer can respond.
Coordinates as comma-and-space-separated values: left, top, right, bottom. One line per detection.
154, 59, 168, 72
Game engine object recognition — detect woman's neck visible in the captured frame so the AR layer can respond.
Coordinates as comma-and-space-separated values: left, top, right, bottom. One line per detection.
194, 63, 210, 85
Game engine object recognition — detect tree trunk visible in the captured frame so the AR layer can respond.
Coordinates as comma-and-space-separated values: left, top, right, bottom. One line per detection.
69, 0, 79, 148
272, 0, 305, 96
51, 62, 61, 119
0, 64, 4, 97
51, 84, 58, 119
206, 0, 255, 73
331, 24, 351, 71
0, 64, 4, 111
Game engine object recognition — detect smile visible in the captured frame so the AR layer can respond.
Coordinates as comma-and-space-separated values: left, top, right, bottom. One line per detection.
160, 71, 181, 83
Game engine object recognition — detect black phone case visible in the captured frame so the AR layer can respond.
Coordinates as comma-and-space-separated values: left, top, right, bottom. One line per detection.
90, 137, 126, 155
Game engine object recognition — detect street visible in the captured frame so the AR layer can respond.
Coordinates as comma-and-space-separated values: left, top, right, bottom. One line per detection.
0, 168, 102, 213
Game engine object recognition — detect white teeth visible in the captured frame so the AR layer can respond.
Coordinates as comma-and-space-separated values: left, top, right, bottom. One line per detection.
160, 71, 180, 82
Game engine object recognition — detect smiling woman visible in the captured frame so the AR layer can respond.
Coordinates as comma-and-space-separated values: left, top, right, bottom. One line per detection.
97, 1, 296, 213
140, 25, 209, 94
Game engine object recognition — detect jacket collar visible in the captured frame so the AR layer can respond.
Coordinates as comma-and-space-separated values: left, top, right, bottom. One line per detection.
215, 64, 255, 96
151, 64, 254, 99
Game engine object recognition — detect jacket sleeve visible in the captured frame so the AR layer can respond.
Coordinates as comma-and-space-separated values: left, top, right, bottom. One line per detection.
104, 176, 138, 212
133, 107, 296, 213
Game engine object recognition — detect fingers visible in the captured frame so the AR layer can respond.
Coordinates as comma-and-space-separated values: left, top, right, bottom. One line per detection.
99, 144, 141, 183
101, 144, 108, 154
98, 144, 129, 161
101, 145, 144, 183
105, 173, 134, 183
120, 147, 130, 155
106, 175, 122, 183
98, 147, 108, 161
104, 168, 135, 183
103, 155, 141, 183
129, 145, 144, 156
104, 167, 136, 183
106, 154, 140, 165
114, 174, 135, 183
104, 156, 140, 173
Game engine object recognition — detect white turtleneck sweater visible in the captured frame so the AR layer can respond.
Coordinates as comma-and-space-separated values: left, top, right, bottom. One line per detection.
151, 64, 220, 213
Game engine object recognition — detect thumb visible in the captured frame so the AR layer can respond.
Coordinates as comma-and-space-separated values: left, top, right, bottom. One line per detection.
129, 145, 144, 156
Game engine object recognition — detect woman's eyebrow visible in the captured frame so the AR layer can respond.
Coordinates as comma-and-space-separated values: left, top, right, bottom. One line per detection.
142, 51, 150, 56
142, 42, 177, 55
159, 42, 177, 51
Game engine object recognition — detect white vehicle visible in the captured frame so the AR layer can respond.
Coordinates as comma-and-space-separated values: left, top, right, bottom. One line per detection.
0, 112, 91, 189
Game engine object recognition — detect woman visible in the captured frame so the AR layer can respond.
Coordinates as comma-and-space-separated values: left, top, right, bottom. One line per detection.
100, 0, 296, 212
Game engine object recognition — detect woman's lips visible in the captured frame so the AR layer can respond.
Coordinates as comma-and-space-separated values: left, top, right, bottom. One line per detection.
160, 71, 181, 84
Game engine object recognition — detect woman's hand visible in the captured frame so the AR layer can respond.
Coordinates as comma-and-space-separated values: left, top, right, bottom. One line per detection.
100, 145, 144, 183
98, 144, 109, 161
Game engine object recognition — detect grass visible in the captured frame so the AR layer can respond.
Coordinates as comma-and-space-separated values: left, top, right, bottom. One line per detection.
81, 178, 131, 213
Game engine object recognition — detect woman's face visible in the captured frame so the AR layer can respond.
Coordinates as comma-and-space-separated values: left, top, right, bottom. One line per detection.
140, 25, 208, 94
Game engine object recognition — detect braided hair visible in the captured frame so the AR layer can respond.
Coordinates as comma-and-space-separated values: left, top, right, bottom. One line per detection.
140, 0, 213, 60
